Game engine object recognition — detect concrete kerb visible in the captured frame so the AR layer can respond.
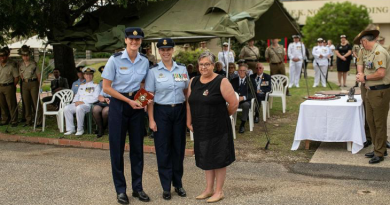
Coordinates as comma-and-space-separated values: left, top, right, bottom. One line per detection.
0, 133, 195, 156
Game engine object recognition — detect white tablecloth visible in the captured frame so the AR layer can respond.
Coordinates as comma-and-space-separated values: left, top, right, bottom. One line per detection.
291, 95, 366, 154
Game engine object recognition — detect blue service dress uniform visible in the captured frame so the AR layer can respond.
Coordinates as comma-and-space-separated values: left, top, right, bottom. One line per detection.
101, 49, 149, 194
145, 61, 189, 192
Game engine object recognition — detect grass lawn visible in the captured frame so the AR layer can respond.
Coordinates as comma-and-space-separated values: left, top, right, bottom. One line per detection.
1, 62, 337, 164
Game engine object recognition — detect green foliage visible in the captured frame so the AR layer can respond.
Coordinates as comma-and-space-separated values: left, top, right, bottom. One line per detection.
0, 0, 149, 45
174, 50, 203, 66
92, 52, 112, 58
302, 2, 371, 48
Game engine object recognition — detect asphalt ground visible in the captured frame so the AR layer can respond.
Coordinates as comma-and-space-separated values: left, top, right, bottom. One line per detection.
1, 141, 390, 205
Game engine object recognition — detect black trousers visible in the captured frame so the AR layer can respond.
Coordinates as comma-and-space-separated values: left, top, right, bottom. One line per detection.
153, 103, 186, 191
109, 96, 145, 194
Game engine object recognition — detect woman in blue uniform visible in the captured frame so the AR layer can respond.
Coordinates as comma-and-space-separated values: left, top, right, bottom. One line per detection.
101, 27, 150, 204
145, 38, 189, 200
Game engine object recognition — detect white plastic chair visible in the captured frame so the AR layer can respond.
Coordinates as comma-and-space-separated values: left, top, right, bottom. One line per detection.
190, 115, 236, 141
233, 92, 255, 131
269, 75, 289, 113
260, 92, 270, 121
42, 89, 74, 132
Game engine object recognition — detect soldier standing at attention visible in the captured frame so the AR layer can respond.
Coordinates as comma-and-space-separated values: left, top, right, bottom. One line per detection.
288, 35, 305, 88
102, 27, 151, 204
196, 41, 210, 53
239, 39, 260, 74
0, 47, 19, 126
355, 29, 390, 164
19, 45, 43, 127
265, 39, 286, 75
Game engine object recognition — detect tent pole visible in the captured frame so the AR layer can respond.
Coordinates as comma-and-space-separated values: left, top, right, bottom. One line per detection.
34, 44, 48, 131
226, 38, 231, 78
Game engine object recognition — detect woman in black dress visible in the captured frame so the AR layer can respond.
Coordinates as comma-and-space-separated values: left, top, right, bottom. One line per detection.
335, 35, 352, 87
187, 52, 238, 203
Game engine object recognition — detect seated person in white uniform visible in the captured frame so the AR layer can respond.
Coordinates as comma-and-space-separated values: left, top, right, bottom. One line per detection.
64, 67, 100, 136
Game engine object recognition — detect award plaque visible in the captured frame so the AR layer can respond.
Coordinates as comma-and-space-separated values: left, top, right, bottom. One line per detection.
134, 88, 154, 107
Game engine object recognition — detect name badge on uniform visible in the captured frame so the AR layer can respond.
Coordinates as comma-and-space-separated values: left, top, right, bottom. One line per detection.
120, 67, 128, 70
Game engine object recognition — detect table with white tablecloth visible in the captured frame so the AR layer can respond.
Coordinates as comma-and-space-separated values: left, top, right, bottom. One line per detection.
291, 95, 366, 154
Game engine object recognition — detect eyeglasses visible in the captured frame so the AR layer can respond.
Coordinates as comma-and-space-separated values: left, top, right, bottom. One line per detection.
199, 63, 212, 68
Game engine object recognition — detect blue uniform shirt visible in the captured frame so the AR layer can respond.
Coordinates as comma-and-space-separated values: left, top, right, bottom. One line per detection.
102, 49, 149, 93
145, 61, 189, 104
71, 79, 86, 95
98, 81, 111, 97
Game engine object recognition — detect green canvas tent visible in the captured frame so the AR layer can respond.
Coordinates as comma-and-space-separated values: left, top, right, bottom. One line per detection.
52, 0, 299, 51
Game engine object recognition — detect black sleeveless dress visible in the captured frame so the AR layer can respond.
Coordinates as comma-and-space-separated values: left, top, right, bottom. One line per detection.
188, 75, 235, 170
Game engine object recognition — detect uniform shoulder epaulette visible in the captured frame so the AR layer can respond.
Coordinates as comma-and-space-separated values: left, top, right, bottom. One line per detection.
139, 53, 148, 58
150, 64, 159, 69
177, 62, 185, 67
112, 52, 122, 57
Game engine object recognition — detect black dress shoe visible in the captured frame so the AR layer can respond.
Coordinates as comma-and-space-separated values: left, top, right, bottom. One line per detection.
132, 190, 150, 202
365, 151, 387, 158
369, 156, 384, 164
163, 191, 171, 200
117, 193, 129, 204
239, 126, 245, 133
175, 187, 186, 197
254, 117, 259, 123
387, 141, 390, 148
363, 140, 372, 148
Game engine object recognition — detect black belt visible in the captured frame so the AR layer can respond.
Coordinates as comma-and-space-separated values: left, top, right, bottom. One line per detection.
245, 59, 258, 62
155, 102, 184, 107
23, 78, 38, 82
270, 62, 283, 65
120, 90, 139, 99
0, 82, 13, 87
368, 84, 390, 90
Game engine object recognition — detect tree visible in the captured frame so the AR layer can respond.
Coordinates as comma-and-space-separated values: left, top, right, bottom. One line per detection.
0, 0, 146, 86
302, 2, 371, 48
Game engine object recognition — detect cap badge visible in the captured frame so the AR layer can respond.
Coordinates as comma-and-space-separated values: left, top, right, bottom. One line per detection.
163, 40, 168, 45
133, 30, 138, 36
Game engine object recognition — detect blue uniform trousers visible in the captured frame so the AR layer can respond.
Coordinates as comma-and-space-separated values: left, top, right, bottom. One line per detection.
109, 96, 145, 194
153, 103, 186, 191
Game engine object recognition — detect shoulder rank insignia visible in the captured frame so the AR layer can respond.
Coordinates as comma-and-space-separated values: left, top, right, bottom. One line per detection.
139, 53, 148, 58
113, 52, 122, 57
150, 64, 158, 69
375, 51, 380, 55
177, 62, 185, 66
378, 60, 383, 66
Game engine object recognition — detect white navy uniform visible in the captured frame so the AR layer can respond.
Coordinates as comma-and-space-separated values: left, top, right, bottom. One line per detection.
64, 81, 100, 133
218, 51, 235, 70
288, 42, 306, 87
312, 45, 330, 87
